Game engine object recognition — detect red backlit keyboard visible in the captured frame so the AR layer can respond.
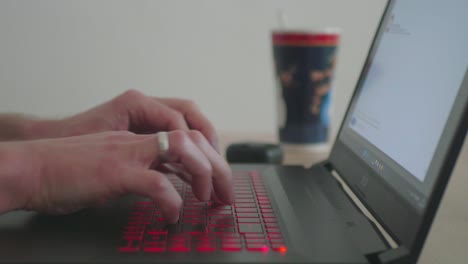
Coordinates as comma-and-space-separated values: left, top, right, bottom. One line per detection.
118, 171, 287, 254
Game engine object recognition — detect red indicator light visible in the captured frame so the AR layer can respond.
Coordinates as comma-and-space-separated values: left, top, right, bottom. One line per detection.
278, 246, 287, 253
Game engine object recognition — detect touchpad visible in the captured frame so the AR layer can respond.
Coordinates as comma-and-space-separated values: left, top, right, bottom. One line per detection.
263, 166, 367, 263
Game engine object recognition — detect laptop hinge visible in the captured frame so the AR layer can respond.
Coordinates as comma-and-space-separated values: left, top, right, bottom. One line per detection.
327, 166, 399, 250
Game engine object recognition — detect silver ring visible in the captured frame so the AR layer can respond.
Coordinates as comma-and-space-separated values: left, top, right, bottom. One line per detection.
157, 132, 170, 161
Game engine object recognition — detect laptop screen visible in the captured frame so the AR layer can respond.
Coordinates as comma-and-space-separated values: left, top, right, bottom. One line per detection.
338, 0, 468, 211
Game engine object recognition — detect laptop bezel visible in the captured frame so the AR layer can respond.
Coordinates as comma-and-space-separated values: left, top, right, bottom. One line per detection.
327, 0, 468, 262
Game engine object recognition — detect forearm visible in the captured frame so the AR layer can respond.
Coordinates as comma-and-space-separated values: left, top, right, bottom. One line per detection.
0, 142, 37, 214
0, 114, 59, 141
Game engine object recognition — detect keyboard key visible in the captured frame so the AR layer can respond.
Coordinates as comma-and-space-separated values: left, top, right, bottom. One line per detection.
265, 222, 278, 227
170, 233, 190, 240
236, 194, 254, 199
220, 238, 241, 245
268, 233, 283, 239
143, 242, 167, 252
236, 213, 259, 218
238, 223, 263, 233
237, 218, 261, 223
130, 212, 152, 217
236, 199, 254, 203
182, 219, 206, 225
235, 203, 257, 208
271, 244, 288, 253
209, 219, 235, 226
193, 235, 217, 243
209, 204, 232, 210
145, 234, 168, 243
183, 211, 205, 216
210, 227, 236, 233
209, 223, 235, 228
147, 230, 168, 236
246, 240, 267, 245
209, 210, 232, 215
244, 233, 265, 238
210, 215, 232, 220
266, 227, 281, 234
220, 233, 241, 239
263, 218, 277, 223
168, 245, 191, 252
118, 239, 141, 252
269, 238, 285, 243
181, 223, 207, 233
235, 208, 257, 213
246, 244, 269, 252
221, 243, 242, 251
195, 245, 217, 252
262, 213, 275, 218
235, 191, 253, 194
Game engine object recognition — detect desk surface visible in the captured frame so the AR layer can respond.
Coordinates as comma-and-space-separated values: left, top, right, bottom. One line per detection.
219, 132, 468, 264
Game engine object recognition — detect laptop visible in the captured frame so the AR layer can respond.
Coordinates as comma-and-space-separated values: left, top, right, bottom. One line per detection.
1, 0, 467, 263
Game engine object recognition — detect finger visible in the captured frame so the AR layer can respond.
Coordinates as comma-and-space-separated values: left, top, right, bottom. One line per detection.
115, 90, 190, 133
211, 189, 223, 204
121, 169, 182, 224
158, 163, 193, 184
141, 100, 189, 132
188, 130, 234, 204
153, 131, 213, 202
155, 97, 220, 152
158, 163, 219, 203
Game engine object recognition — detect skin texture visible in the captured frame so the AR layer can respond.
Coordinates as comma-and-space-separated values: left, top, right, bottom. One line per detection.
0, 90, 233, 223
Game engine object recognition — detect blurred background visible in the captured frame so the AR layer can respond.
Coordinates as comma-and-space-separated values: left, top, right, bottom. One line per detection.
0, 0, 386, 141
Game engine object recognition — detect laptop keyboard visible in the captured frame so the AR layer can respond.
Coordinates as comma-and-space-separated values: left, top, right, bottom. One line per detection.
118, 170, 287, 254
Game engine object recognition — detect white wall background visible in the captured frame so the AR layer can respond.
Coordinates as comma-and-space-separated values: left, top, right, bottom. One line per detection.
0, 0, 386, 138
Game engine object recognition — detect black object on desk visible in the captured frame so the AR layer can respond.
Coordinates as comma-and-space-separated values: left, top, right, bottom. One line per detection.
226, 142, 283, 164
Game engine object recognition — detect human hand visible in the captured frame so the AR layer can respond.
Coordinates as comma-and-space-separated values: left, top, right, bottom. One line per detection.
17, 130, 233, 223
30, 90, 219, 151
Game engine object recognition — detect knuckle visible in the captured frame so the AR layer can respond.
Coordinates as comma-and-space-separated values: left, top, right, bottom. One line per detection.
114, 89, 144, 105
153, 176, 170, 193
181, 99, 199, 111
206, 162, 214, 175
189, 130, 205, 144
122, 89, 144, 100
199, 160, 213, 179
169, 130, 190, 153
170, 111, 185, 122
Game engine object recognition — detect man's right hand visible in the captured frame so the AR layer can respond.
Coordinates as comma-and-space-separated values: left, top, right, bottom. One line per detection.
2, 130, 233, 223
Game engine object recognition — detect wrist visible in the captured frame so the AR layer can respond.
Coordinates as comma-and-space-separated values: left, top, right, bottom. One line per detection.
0, 142, 40, 213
